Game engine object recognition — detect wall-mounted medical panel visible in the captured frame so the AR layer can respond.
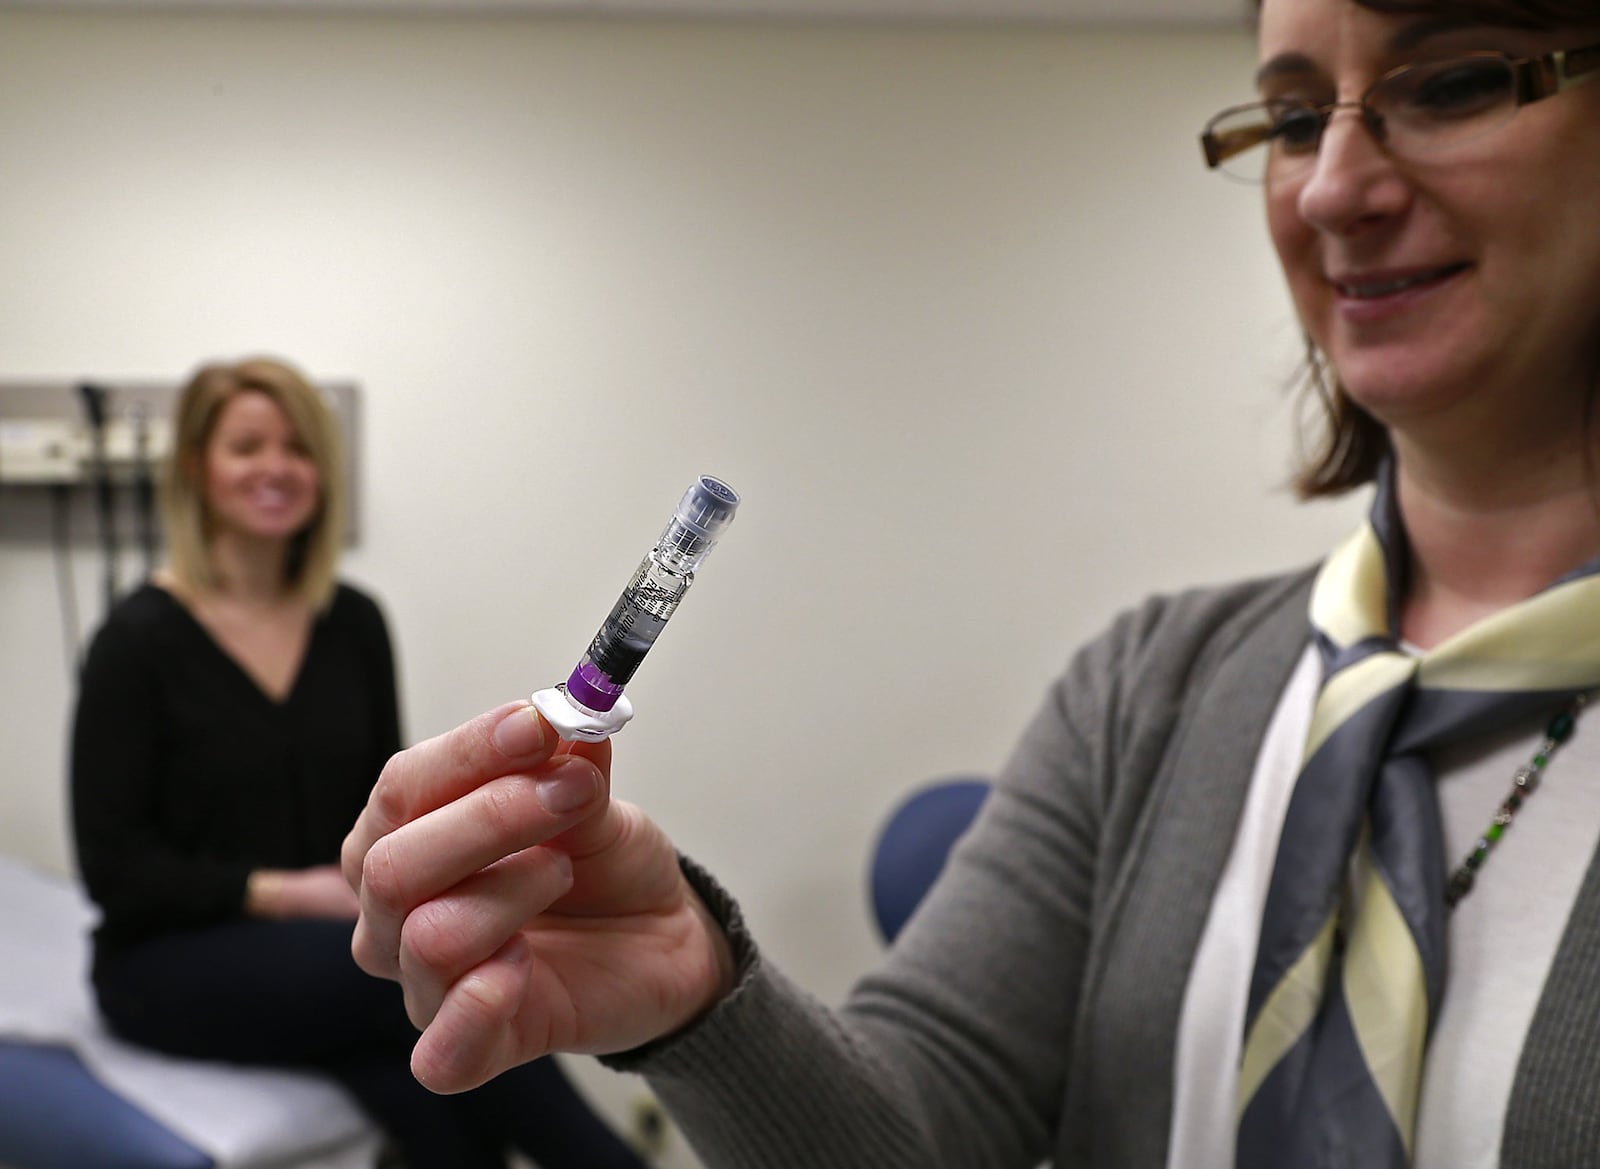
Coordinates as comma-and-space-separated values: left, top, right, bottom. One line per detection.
0, 380, 361, 541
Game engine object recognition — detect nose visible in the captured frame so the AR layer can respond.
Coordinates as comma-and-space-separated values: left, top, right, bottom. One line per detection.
259, 443, 302, 478
1293, 106, 1410, 236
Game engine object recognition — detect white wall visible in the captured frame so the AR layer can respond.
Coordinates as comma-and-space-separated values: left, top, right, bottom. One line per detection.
0, 7, 1366, 1158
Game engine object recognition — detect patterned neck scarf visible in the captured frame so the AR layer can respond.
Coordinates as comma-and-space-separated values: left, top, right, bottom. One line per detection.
1236, 461, 1600, 1168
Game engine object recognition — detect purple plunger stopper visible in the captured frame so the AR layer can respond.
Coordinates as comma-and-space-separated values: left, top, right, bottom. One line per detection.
565, 661, 622, 712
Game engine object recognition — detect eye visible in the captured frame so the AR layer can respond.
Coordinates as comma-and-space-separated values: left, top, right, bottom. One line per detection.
1267, 102, 1324, 154
1390, 59, 1513, 121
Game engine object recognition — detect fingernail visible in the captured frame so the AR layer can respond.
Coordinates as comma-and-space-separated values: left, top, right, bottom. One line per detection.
535, 758, 599, 814
492, 706, 546, 757
548, 849, 574, 886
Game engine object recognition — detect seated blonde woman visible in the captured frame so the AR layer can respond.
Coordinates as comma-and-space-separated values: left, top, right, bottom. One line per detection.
71, 357, 646, 1169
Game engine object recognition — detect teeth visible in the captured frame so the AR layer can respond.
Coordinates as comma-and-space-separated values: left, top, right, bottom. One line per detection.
1346, 276, 1420, 297
1339, 266, 1460, 299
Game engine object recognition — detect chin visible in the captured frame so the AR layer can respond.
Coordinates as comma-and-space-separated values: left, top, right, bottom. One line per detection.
1323, 343, 1480, 423
233, 515, 315, 543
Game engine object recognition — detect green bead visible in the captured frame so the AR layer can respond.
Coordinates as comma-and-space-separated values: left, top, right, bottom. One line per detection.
1445, 697, 1587, 913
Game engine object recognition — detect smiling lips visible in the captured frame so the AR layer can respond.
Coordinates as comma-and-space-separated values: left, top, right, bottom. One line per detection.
244, 485, 307, 516
1332, 262, 1471, 300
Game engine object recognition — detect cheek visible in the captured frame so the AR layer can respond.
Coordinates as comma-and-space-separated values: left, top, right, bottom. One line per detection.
1476, 176, 1599, 327
201, 456, 232, 505
1265, 189, 1319, 303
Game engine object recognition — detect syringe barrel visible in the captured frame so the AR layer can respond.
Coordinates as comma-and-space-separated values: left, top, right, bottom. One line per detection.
565, 556, 689, 712
561, 475, 739, 714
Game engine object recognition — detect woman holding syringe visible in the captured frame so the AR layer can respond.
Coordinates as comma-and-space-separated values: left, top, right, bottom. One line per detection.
344, 0, 1600, 1164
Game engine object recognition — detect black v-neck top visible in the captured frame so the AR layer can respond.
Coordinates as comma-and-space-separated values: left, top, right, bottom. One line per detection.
70, 582, 402, 960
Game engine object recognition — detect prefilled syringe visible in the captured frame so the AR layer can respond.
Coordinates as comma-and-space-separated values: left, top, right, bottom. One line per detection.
531, 475, 740, 741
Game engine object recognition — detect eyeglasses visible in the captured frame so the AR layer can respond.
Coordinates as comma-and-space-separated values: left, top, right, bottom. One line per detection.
1201, 40, 1600, 183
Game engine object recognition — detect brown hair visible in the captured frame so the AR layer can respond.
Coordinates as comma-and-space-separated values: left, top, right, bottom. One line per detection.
1274, 0, 1600, 497
161, 357, 345, 608
1344, 0, 1599, 23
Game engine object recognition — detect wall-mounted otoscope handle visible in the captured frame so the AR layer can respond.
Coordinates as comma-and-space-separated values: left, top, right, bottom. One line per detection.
76, 382, 119, 611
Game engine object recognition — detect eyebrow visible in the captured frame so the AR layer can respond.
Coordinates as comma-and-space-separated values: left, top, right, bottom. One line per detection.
1254, 17, 1478, 87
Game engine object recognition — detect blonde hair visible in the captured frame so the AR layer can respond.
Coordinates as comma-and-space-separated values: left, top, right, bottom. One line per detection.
161, 357, 345, 608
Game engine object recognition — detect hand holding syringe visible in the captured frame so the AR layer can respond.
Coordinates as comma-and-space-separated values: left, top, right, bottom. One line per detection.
345, 474, 743, 1091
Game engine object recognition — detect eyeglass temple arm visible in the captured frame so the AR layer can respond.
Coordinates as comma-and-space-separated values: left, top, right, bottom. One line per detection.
1516, 45, 1600, 102
1202, 122, 1272, 169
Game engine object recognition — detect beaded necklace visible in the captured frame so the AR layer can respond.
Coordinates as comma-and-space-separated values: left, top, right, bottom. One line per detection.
1443, 692, 1589, 908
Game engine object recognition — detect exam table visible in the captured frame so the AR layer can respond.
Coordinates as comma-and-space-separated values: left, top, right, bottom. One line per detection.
0, 853, 381, 1169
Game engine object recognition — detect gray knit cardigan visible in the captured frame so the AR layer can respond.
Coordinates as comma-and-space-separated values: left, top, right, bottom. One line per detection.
610, 569, 1600, 1168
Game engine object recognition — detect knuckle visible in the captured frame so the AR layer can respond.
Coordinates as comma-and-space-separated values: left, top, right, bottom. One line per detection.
401, 982, 437, 1031
339, 831, 364, 889
361, 836, 408, 913
368, 761, 412, 835
400, 899, 465, 974
350, 919, 394, 979
447, 710, 499, 778
454, 968, 516, 1028
474, 775, 534, 842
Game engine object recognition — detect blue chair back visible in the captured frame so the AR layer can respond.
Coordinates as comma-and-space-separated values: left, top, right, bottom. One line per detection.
869, 777, 991, 943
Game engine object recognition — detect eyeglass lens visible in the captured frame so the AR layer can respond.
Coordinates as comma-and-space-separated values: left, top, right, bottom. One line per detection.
1208, 55, 1519, 182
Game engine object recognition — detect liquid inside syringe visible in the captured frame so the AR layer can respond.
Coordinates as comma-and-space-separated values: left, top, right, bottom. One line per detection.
567, 563, 693, 712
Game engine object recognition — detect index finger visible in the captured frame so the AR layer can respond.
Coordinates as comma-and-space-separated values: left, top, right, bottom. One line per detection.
342, 701, 557, 892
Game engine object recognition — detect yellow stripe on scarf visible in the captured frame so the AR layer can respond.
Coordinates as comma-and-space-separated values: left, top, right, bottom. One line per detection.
1343, 849, 1430, 1157
1237, 915, 1340, 1120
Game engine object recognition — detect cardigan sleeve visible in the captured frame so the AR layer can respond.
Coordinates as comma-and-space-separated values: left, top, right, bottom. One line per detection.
605, 604, 1161, 1169
604, 573, 1305, 1169
70, 609, 252, 941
